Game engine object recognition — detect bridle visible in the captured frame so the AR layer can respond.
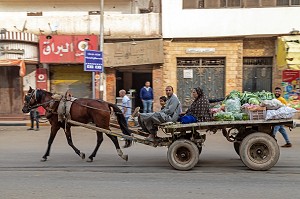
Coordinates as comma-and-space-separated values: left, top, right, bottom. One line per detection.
24, 89, 55, 110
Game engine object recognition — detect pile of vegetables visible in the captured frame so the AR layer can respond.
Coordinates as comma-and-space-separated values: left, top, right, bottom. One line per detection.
212, 90, 274, 121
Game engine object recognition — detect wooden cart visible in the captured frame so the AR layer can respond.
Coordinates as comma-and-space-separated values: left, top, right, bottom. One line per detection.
67, 118, 296, 171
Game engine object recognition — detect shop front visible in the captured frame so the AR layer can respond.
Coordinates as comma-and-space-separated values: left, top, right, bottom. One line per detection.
104, 39, 163, 111
39, 35, 98, 98
277, 35, 300, 112
0, 31, 38, 119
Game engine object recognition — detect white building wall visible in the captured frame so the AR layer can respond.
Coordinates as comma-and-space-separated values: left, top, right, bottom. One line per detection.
162, 0, 300, 38
0, 12, 160, 37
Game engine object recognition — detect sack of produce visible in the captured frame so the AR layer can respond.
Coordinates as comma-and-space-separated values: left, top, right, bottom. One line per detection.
265, 106, 297, 120
260, 99, 285, 110
225, 98, 241, 113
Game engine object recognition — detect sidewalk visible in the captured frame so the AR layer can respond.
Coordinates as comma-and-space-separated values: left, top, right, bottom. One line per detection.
0, 120, 50, 126
0, 119, 300, 127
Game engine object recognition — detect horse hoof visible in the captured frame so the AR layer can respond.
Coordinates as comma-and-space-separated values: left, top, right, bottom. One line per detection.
87, 157, 93, 162
40, 157, 47, 162
123, 140, 132, 148
80, 152, 86, 160
122, 155, 128, 162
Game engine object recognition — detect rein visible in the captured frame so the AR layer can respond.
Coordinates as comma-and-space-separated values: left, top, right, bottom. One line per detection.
72, 100, 123, 115
28, 99, 55, 110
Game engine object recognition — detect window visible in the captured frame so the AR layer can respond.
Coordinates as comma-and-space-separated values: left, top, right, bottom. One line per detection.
277, 0, 300, 5
183, 0, 199, 9
182, 0, 299, 8
220, 0, 241, 7
292, 0, 300, 5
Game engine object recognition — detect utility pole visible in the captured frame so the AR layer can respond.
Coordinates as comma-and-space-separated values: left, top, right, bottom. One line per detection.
99, 0, 104, 99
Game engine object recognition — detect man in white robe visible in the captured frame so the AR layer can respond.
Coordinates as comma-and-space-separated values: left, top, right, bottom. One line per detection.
138, 86, 181, 141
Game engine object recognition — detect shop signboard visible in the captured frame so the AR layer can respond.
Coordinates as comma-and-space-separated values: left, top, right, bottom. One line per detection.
39, 35, 98, 63
84, 50, 103, 72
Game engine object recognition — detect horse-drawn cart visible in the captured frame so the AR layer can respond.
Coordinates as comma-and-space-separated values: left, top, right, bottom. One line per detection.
67, 118, 296, 171
22, 88, 296, 171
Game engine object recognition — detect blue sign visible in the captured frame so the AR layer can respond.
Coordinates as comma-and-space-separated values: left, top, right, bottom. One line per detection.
84, 50, 103, 72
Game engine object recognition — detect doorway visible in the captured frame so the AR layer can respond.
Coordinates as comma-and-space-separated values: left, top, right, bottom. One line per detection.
116, 71, 152, 110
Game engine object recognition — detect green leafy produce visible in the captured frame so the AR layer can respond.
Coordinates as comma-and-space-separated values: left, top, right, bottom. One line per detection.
214, 112, 235, 121
242, 114, 250, 120
248, 98, 260, 105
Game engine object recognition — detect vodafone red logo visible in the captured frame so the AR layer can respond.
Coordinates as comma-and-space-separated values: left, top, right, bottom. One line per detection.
38, 74, 45, 81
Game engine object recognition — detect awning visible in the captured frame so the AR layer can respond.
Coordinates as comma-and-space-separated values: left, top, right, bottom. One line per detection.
0, 59, 26, 77
277, 36, 300, 70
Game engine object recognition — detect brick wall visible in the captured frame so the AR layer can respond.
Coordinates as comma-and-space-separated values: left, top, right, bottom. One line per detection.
162, 39, 243, 95
152, 65, 163, 111
105, 68, 116, 103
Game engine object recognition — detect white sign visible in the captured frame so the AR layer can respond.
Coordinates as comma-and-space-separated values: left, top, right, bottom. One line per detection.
183, 69, 193, 78
186, 48, 215, 54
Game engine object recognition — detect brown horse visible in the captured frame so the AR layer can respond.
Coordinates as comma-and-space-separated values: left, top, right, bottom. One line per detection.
22, 87, 132, 162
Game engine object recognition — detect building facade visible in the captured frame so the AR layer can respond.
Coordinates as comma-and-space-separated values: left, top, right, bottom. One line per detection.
1, 0, 300, 117
161, 0, 300, 108
0, 0, 163, 116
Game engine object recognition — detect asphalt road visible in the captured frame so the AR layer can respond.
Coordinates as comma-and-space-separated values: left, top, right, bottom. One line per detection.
0, 125, 300, 199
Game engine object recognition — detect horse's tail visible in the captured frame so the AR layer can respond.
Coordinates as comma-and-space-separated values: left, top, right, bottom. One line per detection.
107, 102, 132, 136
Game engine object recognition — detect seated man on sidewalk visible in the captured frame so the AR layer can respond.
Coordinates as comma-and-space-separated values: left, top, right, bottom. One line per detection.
137, 86, 181, 141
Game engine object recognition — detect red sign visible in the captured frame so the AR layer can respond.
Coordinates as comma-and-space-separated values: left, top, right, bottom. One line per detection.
39, 35, 98, 63
282, 70, 300, 83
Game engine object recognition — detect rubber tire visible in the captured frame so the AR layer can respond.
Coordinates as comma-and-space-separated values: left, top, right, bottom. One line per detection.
239, 132, 280, 171
167, 139, 199, 171
234, 142, 240, 156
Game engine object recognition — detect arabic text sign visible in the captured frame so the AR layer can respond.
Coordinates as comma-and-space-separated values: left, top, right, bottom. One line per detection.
84, 50, 103, 72
39, 35, 98, 63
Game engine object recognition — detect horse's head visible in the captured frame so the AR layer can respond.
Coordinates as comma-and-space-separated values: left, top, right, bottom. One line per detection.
22, 87, 39, 113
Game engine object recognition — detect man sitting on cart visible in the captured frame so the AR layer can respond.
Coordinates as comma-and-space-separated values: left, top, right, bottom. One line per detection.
138, 86, 181, 141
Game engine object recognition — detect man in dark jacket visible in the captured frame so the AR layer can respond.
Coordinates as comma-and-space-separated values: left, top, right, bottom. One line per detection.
140, 81, 154, 113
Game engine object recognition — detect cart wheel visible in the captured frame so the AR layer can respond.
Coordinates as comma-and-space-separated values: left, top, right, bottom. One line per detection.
239, 133, 280, 171
167, 139, 199, 171
234, 142, 240, 156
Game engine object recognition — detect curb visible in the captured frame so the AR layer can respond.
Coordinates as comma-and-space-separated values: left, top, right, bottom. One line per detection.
0, 122, 50, 127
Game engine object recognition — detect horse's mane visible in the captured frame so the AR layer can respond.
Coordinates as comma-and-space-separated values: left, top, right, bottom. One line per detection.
36, 89, 53, 103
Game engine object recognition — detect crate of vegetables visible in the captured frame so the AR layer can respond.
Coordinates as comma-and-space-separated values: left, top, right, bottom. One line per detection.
245, 106, 266, 120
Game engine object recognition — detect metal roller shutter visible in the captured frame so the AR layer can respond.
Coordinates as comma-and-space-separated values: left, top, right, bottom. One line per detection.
50, 65, 92, 98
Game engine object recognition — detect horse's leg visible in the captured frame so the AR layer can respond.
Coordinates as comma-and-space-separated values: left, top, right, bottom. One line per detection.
87, 131, 103, 162
106, 134, 128, 161
41, 124, 60, 162
64, 125, 85, 160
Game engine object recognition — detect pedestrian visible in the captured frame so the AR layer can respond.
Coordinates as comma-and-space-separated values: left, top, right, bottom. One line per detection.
140, 81, 154, 113
119, 89, 131, 123
273, 87, 292, 147
27, 108, 40, 131
138, 86, 181, 141
159, 96, 167, 110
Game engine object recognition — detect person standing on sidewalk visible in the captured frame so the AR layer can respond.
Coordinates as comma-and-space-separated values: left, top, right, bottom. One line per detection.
273, 87, 292, 147
119, 89, 131, 123
140, 81, 154, 113
27, 108, 40, 131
